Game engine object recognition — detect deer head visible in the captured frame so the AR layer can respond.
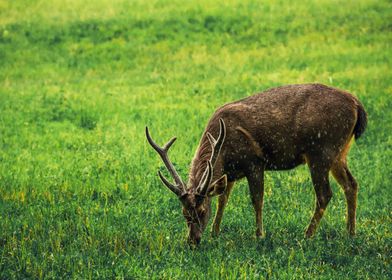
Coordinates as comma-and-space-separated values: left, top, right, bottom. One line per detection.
145, 119, 227, 245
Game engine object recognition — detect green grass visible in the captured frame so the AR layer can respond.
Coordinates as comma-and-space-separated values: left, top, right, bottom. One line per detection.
0, 0, 391, 278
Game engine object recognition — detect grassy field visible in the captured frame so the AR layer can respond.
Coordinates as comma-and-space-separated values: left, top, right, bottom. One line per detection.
0, 0, 391, 278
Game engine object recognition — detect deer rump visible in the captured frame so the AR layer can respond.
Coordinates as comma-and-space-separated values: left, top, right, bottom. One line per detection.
203, 83, 367, 179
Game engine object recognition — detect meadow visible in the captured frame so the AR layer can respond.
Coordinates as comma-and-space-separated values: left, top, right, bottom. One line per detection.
0, 0, 391, 278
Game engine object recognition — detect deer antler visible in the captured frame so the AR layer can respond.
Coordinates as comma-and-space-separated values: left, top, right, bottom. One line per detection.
145, 127, 185, 196
206, 118, 226, 166
197, 160, 213, 197
198, 118, 226, 196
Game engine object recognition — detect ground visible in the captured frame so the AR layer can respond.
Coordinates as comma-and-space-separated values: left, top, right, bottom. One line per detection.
0, 0, 391, 279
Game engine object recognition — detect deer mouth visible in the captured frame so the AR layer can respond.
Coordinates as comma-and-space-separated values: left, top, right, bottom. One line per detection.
187, 225, 202, 246
187, 235, 201, 246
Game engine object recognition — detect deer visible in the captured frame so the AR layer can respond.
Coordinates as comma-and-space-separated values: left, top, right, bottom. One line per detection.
146, 83, 367, 246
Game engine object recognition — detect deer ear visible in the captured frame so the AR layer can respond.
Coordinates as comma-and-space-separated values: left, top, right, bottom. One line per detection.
207, 175, 227, 197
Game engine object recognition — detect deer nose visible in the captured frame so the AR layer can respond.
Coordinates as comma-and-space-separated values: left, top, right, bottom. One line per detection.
188, 238, 201, 246
194, 236, 201, 245
187, 235, 201, 246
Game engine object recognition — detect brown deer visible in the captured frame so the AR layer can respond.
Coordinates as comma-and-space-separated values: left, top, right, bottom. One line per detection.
146, 83, 367, 246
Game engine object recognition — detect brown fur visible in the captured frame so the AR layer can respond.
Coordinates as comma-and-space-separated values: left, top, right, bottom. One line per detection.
189, 83, 366, 242
149, 83, 367, 245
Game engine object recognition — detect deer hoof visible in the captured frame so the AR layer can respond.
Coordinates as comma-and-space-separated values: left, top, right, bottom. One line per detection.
256, 229, 265, 238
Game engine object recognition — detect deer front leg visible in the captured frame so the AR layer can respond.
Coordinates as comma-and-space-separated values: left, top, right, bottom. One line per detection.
246, 165, 265, 238
211, 181, 234, 236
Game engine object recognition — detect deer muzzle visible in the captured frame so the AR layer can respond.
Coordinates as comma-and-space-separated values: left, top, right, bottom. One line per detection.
187, 225, 202, 246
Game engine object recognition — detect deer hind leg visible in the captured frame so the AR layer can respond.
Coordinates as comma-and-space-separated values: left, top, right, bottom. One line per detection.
305, 159, 333, 238
246, 165, 265, 238
331, 160, 358, 235
211, 181, 234, 236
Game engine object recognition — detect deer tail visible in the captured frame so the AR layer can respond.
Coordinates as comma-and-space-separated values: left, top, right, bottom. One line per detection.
353, 101, 367, 140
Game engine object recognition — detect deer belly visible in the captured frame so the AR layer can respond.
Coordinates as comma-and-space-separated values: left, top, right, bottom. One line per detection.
264, 153, 306, 170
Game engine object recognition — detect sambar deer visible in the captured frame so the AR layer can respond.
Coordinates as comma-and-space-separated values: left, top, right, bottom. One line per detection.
146, 83, 367, 246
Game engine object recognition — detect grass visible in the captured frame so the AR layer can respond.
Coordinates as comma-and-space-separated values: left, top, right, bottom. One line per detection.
0, 0, 391, 278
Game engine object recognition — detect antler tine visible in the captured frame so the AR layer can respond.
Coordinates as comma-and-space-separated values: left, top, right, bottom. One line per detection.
145, 126, 175, 154
198, 160, 213, 196
145, 127, 185, 194
208, 118, 226, 166
197, 119, 226, 196
206, 132, 216, 146
158, 171, 182, 196
163, 137, 177, 152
